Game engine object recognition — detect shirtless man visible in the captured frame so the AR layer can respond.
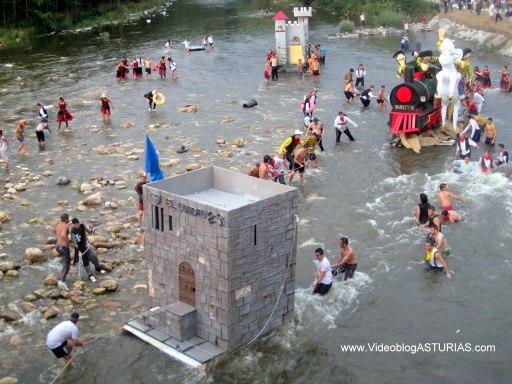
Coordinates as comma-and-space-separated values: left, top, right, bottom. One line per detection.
438, 183, 463, 223
52, 213, 71, 290
247, 163, 260, 177
288, 147, 307, 186
258, 155, 272, 180
307, 117, 325, 152
427, 205, 442, 232
428, 224, 450, 259
310, 59, 320, 80
331, 236, 358, 280
343, 68, 354, 86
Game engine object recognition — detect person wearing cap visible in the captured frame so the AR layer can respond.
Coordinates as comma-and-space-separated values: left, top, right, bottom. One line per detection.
334, 111, 358, 144
279, 130, 303, 171
46, 312, 83, 366
331, 237, 358, 281
99, 93, 114, 123
135, 172, 147, 225
70, 218, 107, 282
462, 114, 481, 143
496, 143, 508, 165
423, 237, 450, 278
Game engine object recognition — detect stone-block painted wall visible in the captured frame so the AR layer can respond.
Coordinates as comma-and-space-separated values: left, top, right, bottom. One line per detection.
143, 167, 298, 352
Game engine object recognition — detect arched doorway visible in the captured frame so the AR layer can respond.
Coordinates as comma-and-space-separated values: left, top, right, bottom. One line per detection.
179, 262, 196, 307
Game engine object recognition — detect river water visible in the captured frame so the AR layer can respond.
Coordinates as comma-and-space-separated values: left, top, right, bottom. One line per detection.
0, 0, 511, 383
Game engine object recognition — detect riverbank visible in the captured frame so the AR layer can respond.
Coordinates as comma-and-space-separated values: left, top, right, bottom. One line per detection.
429, 11, 512, 58
0, 0, 171, 50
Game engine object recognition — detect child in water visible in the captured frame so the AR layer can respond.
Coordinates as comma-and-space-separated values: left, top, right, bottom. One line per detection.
14, 120, 27, 153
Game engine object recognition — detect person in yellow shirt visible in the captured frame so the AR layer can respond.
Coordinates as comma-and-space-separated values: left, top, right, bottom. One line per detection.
279, 130, 303, 170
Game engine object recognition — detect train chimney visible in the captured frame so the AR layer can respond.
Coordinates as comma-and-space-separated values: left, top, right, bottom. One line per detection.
404, 67, 414, 83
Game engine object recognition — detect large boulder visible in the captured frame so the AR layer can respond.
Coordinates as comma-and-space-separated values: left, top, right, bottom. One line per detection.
43, 307, 59, 319
25, 248, 46, 264
99, 279, 119, 292
84, 192, 102, 206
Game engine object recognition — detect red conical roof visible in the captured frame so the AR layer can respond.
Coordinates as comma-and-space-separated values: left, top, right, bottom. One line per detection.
273, 11, 289, 20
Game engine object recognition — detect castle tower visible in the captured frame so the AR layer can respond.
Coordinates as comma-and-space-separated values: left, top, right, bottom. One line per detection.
293, 6, 312, 59
273, 10, 289, 66
125, 166, 298, 367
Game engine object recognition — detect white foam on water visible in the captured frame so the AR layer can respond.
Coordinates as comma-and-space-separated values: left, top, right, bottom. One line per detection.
305, 192, 325, 202
298, 238, 323, 248
295, 272, 372, 329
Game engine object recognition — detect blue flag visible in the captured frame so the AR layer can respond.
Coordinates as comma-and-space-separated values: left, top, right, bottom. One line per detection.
145, 135, 165, 182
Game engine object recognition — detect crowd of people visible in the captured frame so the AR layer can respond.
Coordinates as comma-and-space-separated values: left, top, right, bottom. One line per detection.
441, 0, 512, 20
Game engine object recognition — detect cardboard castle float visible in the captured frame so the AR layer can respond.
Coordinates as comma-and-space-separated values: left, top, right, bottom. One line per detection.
274, 7, 313, 66
124, 166, 298, 367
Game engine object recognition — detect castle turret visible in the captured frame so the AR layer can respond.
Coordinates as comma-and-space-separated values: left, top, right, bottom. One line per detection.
273, 11, 289, 66
293, 7, 312, 59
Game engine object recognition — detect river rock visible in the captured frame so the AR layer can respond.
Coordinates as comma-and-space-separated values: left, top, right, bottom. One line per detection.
92, 287, 107, 295
80, 182, 93, 192
5, 270, 17, 278
133, 283, 148, 290
85, 192, 102, 206
13, 183, 26, 192
90, 235, 109, 244
185, 163, 201, 172
9, 334, 25, 347
0, 211, 10, 223
103, 300, 123, 310
56, 176, 70, 185
21, 302, 36, 312
179, 105, 198, 113
26, 218, 44, 225
105, 201, 119, 209
43, 307, 59, 319
106, 225, 121, 233
44, 273, 58, 286
6, 188, 15, 194
57, 200, 68, 206
126, 155, 139, 160
0, 311, 20, 322
34, 289, 50, 299
99, 279, 118, 292
0, 377, 19, 384
23, 294, 37, 302
232, 138, 245, 148
216, 139, 226, 144
0, 261, 14, 273
70, 295, 81, 305
49, 290, 61, 300
25, 248, 46, 263
73, 281, 87, 291
0, 271, 3, 280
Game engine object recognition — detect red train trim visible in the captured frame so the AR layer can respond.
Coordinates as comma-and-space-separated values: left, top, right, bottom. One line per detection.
390, 112, 419, 134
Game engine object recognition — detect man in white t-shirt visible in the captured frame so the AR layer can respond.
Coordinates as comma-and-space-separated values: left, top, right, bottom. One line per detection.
311, 248, 333, 295
46, 312, 83, 366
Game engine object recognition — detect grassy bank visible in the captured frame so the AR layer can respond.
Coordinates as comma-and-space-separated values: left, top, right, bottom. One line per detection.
0, 0, 168, 49
438, 10, 512, 39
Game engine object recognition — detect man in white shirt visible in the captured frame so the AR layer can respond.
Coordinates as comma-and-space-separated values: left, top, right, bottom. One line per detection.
311, 248, 333, 295
334, 111, 358, 144
473, 92, 485, 113
455, 133, 478, 159
496, 143, 508, 166
46, 312, 83, 366
207, 35, 214, 47
462, 114, 481, 143
355, 63, 366, 87
452, 155, 476, 174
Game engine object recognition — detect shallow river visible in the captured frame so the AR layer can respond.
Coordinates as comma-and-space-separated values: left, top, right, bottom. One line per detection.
0, 0, 511, 383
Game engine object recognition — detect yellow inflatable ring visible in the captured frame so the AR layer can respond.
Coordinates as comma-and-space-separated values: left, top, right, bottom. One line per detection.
153, 92, 166, 105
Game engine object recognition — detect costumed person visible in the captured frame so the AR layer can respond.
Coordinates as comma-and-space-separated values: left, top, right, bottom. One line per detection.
455, 133, 478, 159
35, 119, 52, 148
116, 58, 129, 80
36, 102, 53, 128
303, 128, 320, 168
393, 51, 407, 78
496, 143, 508, 166
355, 63, 366, 87
279, 130, 303, 171
99, 93, 113, 122
0, 130, 9, 172
463, 114, 481, 143
456, 48, 473, 93
14, 120, 27, 153
133, 56, 143, 78
481, 65, 492, 88
144, 90, 157, 113
263, 61, 271, 85
145, 57, 153, 79
359, 85, 377, 108
499, 65, 511, 92
300, 91, 312, 117
473, 91, 485, 113
479, 152, 496, 174
334, 111, 358, 144
56, 96, 74, 130
183, 38, 191, 51
157, 56, 166, 79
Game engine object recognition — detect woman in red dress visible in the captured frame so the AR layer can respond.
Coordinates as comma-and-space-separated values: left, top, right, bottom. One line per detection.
99, 93, 113, 122
158, 56, 166, 79
481, 65, 492, 88
263, 61, 271, 84
116, 58, 129, 80
56, 97, 73, 130
499, 65, 511, 92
